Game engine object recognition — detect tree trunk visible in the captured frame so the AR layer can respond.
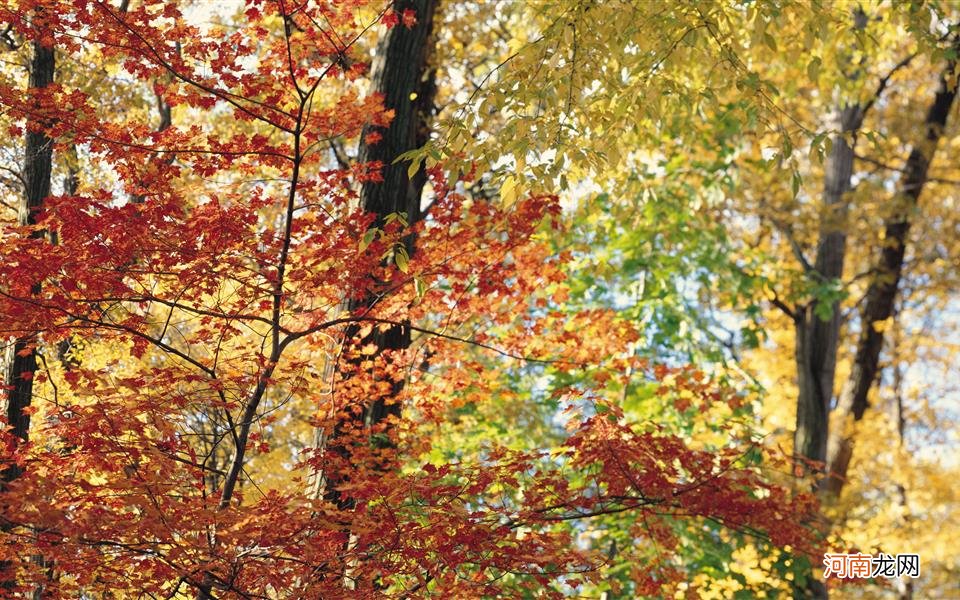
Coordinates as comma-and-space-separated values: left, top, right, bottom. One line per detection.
823, 55, 958, 497
790, 99, 864, 600
313, 2, 437, 592
793, 101, 864, 479
1, 34, 55, 595
792, 13, 869, 600
130, 86, 172, 205
3, 38, 54, 484
323, 0, 437, 500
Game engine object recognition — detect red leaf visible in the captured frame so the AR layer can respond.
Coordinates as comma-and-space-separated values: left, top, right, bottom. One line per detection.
381, 9, 399, 29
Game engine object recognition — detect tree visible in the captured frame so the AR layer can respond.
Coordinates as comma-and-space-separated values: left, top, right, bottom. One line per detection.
1, 9, 54, 597
323, 0, 437, 512
792, 8, 867, 485
824, 48, 959, 497
2, 6, 53, 486
703, 5, 960, 597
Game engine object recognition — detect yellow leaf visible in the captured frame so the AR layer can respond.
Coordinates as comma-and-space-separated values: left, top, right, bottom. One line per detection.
871, 317, 893, 333
395, 249, 409, 273
500, 175, 518, 207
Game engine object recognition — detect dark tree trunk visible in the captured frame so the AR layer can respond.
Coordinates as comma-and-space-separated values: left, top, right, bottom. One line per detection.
791, 14, 869, 600
356, 0, 437, 231
3, 38, 54, 483
791, 100, 863, 600
824, 56, 958, 497
794, 101, 864, 480
324, 0, 437, 505
1, 35, 55, 596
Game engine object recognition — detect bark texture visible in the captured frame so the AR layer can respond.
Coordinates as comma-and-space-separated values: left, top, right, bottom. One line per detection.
824, 57, 958, 497
325, 0, 438, 508
1, 35, 55, 596
793, 102, 864, 476
792, 13, 868, 600
790, 100, 865, 600
3, 38, 54, 483
351, 0, 437, 429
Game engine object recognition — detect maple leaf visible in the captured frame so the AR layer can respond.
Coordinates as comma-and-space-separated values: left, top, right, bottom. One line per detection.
381, 9, 400, 29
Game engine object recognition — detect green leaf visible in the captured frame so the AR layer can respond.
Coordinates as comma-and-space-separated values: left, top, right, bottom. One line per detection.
806, 57, 821, 82
384, 211, 409, 226
395, 246, 410, 273
763, 32, 778, 51
359, 228, 377, 252
407, 156, 423, 180
809, 132, 826, 163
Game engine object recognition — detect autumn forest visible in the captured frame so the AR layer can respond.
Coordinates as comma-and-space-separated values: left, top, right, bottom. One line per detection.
0, 0, 957, 598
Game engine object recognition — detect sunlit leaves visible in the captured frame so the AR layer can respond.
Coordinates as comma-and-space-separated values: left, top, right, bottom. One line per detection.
0, 1, 838, 597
